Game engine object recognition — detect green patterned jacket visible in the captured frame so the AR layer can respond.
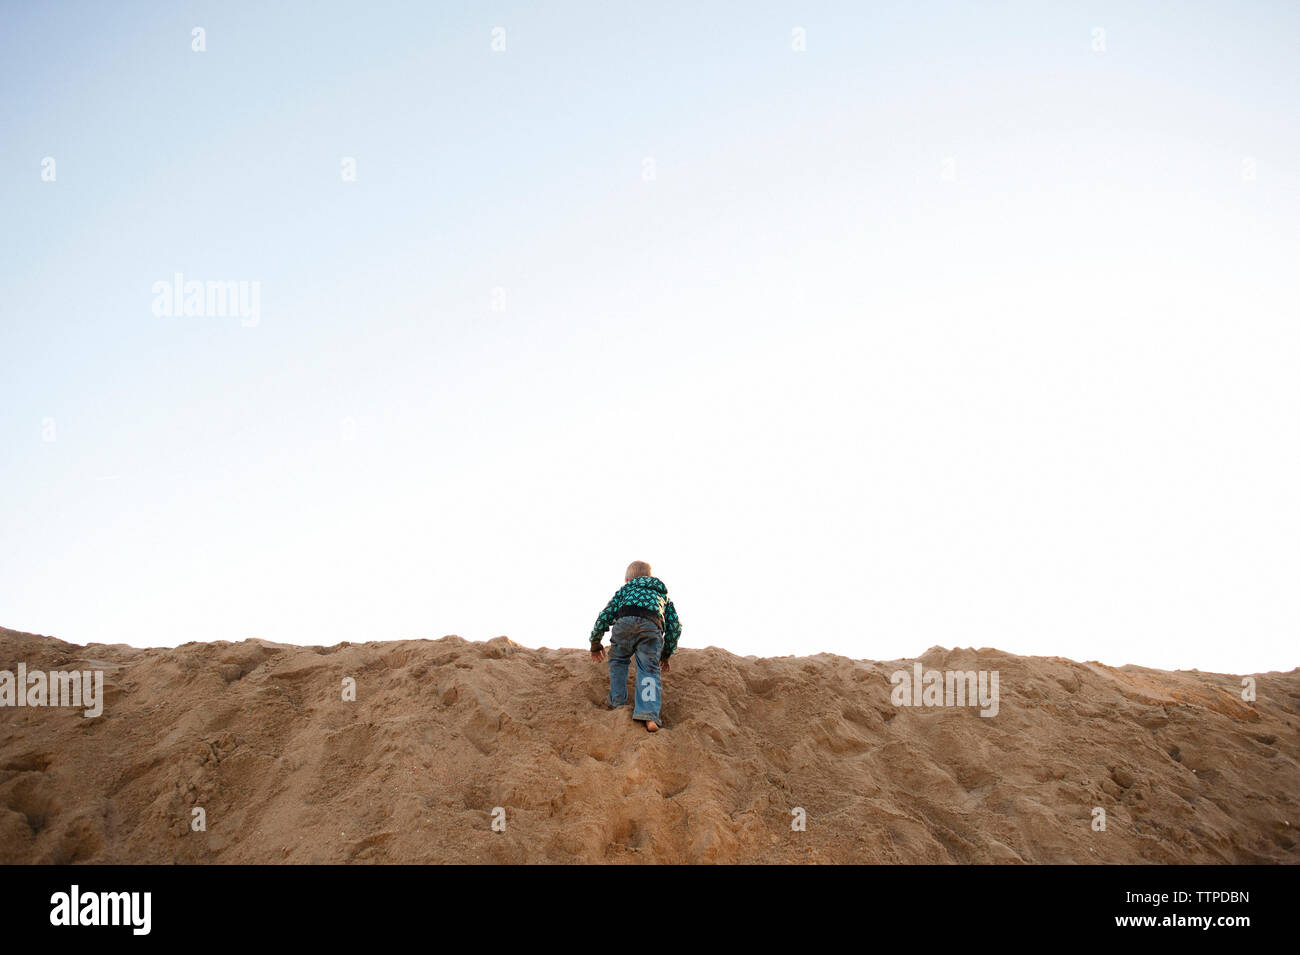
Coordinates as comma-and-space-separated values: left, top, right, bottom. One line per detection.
590, 576, 682, 658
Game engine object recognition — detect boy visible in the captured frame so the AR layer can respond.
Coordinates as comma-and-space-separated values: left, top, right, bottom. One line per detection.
589, 560, 681, 733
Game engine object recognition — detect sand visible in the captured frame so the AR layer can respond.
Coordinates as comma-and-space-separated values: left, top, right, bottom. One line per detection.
0, 625, 1295, 863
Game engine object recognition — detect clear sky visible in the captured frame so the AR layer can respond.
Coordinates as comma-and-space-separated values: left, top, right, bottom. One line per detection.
3, 1, 1297, 674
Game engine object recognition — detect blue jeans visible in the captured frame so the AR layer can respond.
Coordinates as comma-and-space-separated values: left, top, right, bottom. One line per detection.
607, 616, 663, 723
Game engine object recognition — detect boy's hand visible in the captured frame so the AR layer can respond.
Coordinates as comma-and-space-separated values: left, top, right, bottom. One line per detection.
661, 657, 671, 672
590, 646, 604, 662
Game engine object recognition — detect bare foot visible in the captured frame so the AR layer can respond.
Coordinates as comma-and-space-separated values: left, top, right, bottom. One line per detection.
645, 720, 659, 733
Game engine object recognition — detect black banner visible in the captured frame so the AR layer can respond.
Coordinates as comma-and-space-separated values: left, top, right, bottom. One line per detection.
0, 864, 1285, 942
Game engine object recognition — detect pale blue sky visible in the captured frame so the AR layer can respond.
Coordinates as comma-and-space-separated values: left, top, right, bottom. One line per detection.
3, 1, 1298, 673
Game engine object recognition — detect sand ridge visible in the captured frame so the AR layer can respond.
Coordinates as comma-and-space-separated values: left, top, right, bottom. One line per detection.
0, 626, 1296, 863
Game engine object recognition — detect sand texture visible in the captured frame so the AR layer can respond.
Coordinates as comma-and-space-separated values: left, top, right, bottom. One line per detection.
1, 626, 1296, 863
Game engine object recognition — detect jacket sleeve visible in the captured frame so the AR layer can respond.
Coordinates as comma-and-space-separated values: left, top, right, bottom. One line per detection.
662, 599, 681, 658
590, 592, 620, 647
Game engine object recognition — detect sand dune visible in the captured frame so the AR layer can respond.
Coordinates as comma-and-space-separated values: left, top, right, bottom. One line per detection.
0, 625, 1295, 863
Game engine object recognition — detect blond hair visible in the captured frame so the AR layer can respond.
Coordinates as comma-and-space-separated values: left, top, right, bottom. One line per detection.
625, 560, 652, 580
